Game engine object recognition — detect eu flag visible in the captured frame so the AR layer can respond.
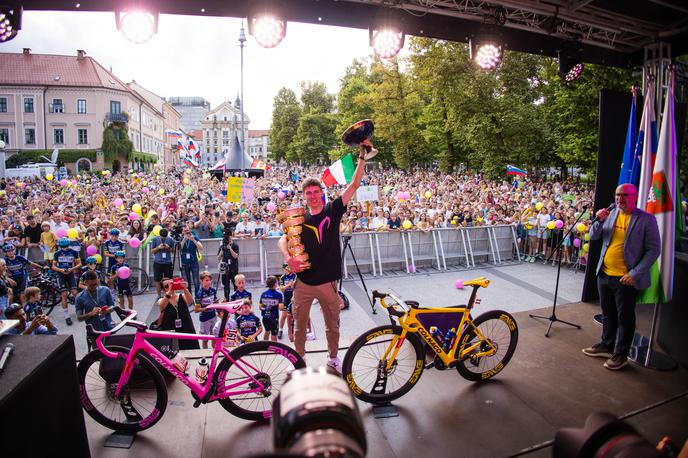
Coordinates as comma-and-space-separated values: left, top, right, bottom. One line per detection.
617, 90, 638, 186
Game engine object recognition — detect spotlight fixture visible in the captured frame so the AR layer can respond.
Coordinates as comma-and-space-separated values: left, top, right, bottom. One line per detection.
558, 50, 585, 82
115, 10, 158, 44
0, 4, 22, 43
248, 4, 286, 49
470, 38, 502, 70
369, 27, 405, 59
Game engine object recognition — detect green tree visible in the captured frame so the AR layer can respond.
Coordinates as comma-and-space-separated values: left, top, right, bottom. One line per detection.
300, 81, 334, 115
101, 127, 117, 162
269, 88, 301, 162
288, 112, 338, 165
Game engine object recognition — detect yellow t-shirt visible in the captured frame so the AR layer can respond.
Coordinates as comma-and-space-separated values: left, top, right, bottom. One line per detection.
602, 212, 630, 276
40, 231, 58, 251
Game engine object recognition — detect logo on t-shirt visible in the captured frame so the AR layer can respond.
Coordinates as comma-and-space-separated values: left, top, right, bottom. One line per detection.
304, 216, 331, 245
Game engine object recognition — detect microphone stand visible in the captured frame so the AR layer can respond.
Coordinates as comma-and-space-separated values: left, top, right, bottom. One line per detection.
529, 210, 588, 337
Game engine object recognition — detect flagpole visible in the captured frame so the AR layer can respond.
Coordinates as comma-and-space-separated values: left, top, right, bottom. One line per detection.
239, 22, 246, 175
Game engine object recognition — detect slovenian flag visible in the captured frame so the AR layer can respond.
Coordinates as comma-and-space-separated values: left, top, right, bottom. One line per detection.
506, 165, 527, 176
177, 139, 188, 153
321, 153, 355, 187
636, 78, 658, 210
166, 130, 183, 138
182, 154, 198, 168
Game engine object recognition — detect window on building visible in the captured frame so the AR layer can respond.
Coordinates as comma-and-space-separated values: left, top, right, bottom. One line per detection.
25, 128, 35, 145
51, 99, 64, 113
24, 97, 34, 113
78, 128, 88, 145
110, 100, 121, 114
77, 99, 87, 114
53, 128, 64, 145
0, 97, 7, 112
0, 128, 9, 145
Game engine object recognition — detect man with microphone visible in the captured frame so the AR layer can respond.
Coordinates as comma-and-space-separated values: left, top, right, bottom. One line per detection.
582, 183, 660, 370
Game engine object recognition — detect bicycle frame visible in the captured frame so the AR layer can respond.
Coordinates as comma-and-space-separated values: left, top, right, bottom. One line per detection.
94, 329, 268, 404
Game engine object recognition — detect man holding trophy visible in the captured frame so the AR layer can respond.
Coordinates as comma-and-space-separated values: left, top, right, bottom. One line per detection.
278, 132, 373, 372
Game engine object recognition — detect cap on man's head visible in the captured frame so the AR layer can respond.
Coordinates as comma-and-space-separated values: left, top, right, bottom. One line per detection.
5, 302, 23, 318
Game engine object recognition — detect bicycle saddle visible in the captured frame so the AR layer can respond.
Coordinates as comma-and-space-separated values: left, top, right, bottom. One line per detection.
207, 299, 244, 314
462, 277, 490, 288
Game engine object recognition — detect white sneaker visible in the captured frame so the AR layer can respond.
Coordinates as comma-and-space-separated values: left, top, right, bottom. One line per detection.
326, 356, 343, 373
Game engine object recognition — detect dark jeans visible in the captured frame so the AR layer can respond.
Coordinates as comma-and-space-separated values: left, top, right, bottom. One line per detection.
598, 272, 638, 357
222, 270, 238, 301
181, 263, 200, 296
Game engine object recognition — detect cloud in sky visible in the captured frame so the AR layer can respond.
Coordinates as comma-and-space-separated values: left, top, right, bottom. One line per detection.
3, 11, 407, 129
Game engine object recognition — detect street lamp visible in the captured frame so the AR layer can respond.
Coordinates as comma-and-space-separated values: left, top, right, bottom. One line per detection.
239, 22, 246, 173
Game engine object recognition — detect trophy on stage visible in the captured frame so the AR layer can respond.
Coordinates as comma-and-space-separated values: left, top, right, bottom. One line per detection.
341, 119, 378, 160
277, 207, 310, 270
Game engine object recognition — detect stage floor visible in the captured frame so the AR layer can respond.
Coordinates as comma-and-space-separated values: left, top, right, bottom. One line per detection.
84, 301, 688, 458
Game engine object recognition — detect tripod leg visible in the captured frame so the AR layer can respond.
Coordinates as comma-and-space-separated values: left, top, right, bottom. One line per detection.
345, 240, 376, 313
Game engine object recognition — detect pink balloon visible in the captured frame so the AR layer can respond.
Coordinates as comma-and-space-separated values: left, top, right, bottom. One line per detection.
175, 179, 181, 185
408, 265, 416, 273
113, 198, 123, 207
277, 191, 286, 200
555, 219, 564, 229
141, 187, 149, 193
129, 238, 141, 249
56, 228, 68, 238
117, 266, 131, 279
86, 245, 98, 256
59, 179, 68, 186
573, 238, 581, 248
266, 202, 277, 212
129, 212, 139, 221
455, 279, 464, 290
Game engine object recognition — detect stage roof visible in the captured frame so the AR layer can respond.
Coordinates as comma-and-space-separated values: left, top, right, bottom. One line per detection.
18, 0, 688, 67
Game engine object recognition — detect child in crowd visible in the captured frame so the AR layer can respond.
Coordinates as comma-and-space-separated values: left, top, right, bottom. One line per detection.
23, 286, 44, 322
230, 274, 252, 302
212, 309, 239, 348
278, 263, 296, 341
108, 251, 133, 310
79, 256, 100, 290
194, 271, 217, 349
235, 299, 262, 344
103, 229, 125, 270
259, 276, 283, 342
40, 222, 57, 261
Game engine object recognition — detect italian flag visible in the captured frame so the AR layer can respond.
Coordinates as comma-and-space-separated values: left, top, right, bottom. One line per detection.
321, 153, 356, 187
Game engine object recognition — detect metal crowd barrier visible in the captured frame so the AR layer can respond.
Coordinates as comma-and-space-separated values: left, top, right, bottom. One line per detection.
17, 225, 519, 284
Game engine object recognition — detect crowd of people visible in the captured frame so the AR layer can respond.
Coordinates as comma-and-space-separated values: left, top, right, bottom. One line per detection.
0, 164, 596, 342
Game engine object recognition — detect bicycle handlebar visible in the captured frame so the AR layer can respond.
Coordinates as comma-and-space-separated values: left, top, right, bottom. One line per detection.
86, 306, 137, 339
371, 290, 406, 318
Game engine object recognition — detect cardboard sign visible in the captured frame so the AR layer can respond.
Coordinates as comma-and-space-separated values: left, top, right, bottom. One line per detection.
356, 185, 379, 202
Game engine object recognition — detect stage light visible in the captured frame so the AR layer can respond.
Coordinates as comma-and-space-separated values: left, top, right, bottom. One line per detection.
370, 27, 405, 59
115, 10, 158, 44
558, 51, 585, 82
0, 4, 22, 43
470, 38, 502, 70
248, 13, 286, 48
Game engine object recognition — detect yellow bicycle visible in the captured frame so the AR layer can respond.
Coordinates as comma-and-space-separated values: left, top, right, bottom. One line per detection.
342, 277, 518, 404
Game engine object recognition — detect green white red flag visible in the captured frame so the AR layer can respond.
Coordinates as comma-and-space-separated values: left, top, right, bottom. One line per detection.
321, 153, 356, 187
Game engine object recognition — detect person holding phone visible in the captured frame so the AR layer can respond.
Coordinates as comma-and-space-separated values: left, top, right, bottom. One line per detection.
75, 270, 114, 334
151, 228, 176, 297
154, 277, 199, 350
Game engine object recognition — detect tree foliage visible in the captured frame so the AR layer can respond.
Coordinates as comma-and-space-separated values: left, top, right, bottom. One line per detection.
269, 88, 301, 162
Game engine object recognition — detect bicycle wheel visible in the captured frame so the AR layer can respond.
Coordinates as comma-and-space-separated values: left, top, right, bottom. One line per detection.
455, 310, 518, 382
78, 346, 168, 432
39, 282, 61, 316
128, 267, 151, 296
342, 325, 425, 404
216, 341, 305, 421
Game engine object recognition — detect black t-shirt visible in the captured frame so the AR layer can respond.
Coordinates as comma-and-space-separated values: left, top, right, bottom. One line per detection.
222, 221, 237, 235
219, 242, 240, 270
23, 224, 42, 243
297, 197, 346, 286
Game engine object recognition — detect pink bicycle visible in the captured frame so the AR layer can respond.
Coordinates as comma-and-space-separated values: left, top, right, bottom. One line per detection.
77, 301, 305, 432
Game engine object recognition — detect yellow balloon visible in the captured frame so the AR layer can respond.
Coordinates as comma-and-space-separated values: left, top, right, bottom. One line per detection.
76, 175, 81, 179
582, 243, 590, 252
424, 191, 432, 199
142, 181, 147, 186
183, 177, 190, 185
158, 188, 165, 195
450, 220, 457, 226
402, 220, 413, 230
67, 228, 78, 239
152, 225, 162, 236
535, 202, 544, 211
525, 224, 533, 230
576, 223, 587, 233
15, 181, 22, 188
132, 203, 142, 214
546, 221, 556, 230
584, 233, 590, 241
46, 174, 54, 181
94, 254, 102, 264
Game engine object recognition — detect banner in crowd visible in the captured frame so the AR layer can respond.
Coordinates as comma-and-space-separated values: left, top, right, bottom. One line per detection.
227, 177, 255, 203
356, 185, 379, 202
637, 76, 679, 304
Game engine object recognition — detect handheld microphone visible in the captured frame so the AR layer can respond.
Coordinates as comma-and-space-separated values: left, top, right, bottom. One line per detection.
0, 343, 15, 374
591, 203, 616, 224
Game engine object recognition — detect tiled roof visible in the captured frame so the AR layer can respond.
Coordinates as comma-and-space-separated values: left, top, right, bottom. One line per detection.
248, 130, 269, 137
0, 51, 130, 92
189, 129, 203, 140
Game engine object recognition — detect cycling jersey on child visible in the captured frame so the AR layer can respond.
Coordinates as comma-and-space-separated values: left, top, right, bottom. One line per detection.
196, 286, 218, 322
236, 313, 261, 338
259, 289, 283, 321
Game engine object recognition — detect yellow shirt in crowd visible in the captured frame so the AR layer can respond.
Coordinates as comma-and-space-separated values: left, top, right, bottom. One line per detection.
602, 212, 630, 276
40, 231, 58, 251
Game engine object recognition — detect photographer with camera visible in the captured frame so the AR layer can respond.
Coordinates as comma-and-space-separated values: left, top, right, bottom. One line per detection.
179, 225, 203, 295
218, 232, 239, 301
4, 302, 58, 335
151, 227, 176, 297
153, 277, 199, 350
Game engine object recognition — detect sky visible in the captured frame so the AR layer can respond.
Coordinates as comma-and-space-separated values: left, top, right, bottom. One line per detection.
3, 11, 409, 130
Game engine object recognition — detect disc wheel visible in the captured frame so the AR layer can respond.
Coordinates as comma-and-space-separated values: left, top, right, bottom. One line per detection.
216, 341, 305, 421
77, 346, 168, 432
128, 267, 151, 296
342, 325, 425, 404
455, 310, 518, 382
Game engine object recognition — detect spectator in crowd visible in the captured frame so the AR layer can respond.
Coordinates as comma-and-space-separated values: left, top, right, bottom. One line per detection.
151, 228, 175, 296
4, 302, 58, 335
179, 226, 203, 295
218, 233, 239, 301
